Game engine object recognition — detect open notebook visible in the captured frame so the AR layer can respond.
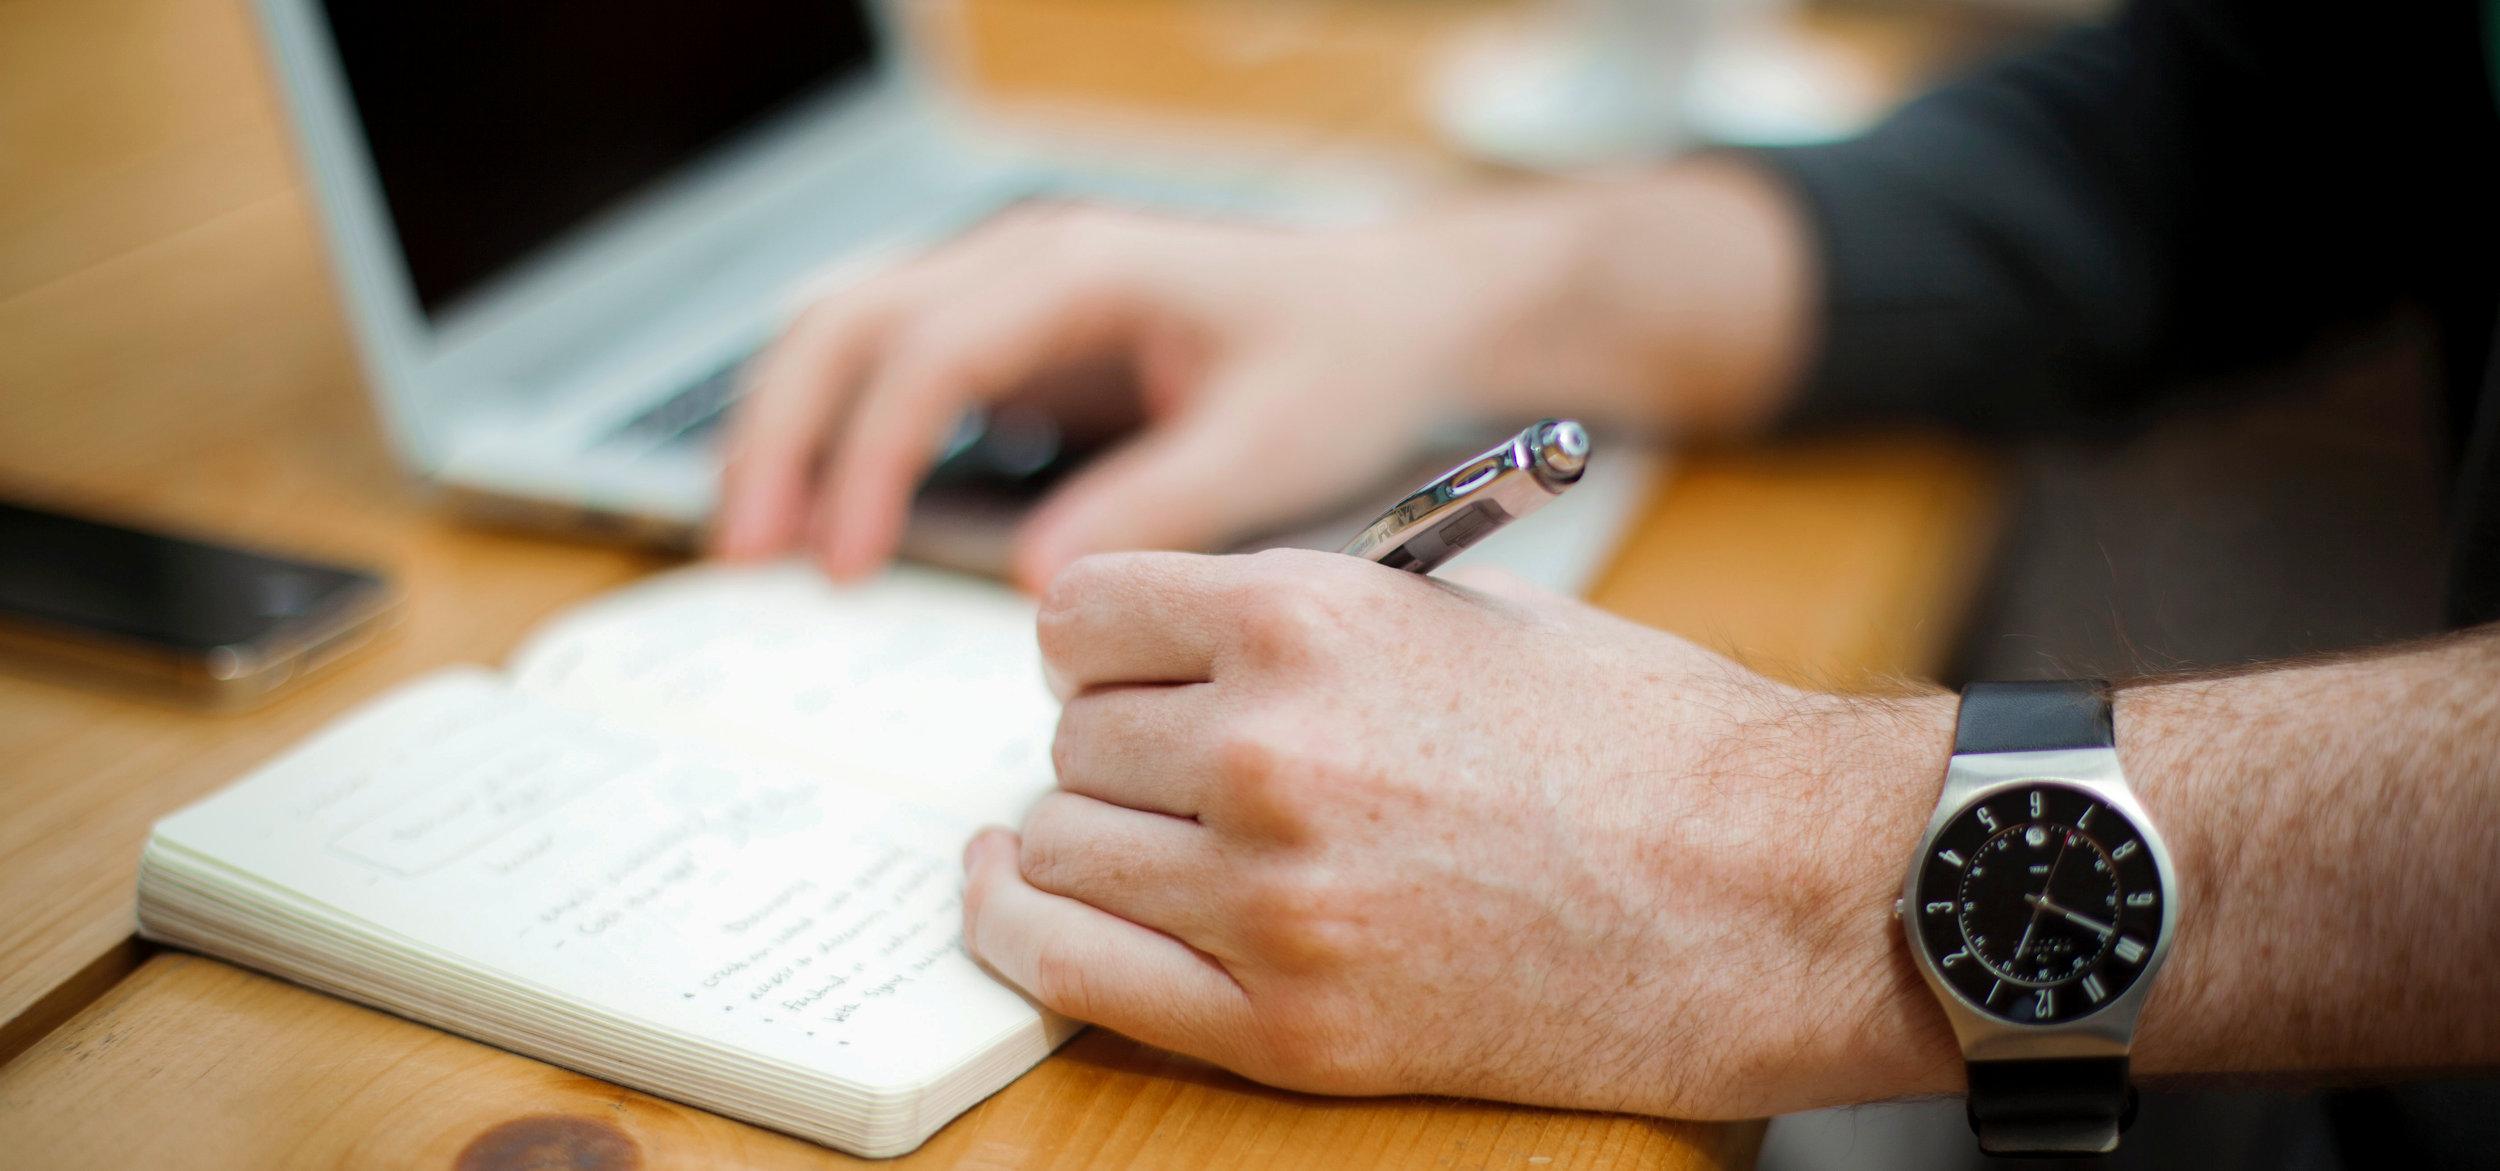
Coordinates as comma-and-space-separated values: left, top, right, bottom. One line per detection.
134, 445, 1657, 1157
137, 566, 1072, 1156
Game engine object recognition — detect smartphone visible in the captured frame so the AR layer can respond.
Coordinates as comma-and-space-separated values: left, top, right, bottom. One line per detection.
0, 501, 397, 708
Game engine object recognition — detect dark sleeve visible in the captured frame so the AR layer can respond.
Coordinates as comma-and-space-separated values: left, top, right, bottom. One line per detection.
1749, 0, 2421, 435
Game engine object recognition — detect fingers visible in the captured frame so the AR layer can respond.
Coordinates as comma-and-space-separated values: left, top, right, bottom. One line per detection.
962, 829, 1249, 1057
714, 293, 897, 559
1010, 370, 1291, 591
720, 202, 1199, 578
1034, 551, 1237, 698
1015, 791, 1221, 937
1052, 683, 1219, 816
807, 278, 1145, 579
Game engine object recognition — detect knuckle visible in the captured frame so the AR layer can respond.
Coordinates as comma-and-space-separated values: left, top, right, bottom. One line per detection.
1038, 551, 1133, 621
1015, 796, 1081, 884
1232, 549, 1374, 641
1033, 601, 1080, 675
1207, 711, 1351, 835
1235, 866, 1363, 969
880, 322, 984, 392
1039, 551, 1184, 638
1211, 718, 1303, 812
1028, 938, 1100, 1019
1212, 720, 1283, 788
1035, 555, 1099, 621
1234, 588, 1336, 670
1047, 708, 1084, 783
1036, 558, 1118, 666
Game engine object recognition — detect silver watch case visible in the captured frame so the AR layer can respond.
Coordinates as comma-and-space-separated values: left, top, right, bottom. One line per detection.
1897, 747, 2181, 1062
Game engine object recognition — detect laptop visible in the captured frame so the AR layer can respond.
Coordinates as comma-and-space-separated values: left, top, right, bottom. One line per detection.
256, 0, 1656, 591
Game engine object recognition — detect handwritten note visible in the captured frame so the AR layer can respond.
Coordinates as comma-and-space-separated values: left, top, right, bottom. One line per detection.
151, 670, 1048, 1090
506, 563, 1057, 825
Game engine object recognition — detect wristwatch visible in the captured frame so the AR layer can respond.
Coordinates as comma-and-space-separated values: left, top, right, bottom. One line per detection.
1896, 680, 2178, 1157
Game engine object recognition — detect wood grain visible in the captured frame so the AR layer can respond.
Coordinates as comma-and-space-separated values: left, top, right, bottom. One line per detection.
1589, 435, 2001, 689
0, 0, 1993, 1165
0, 954, 1762, 1170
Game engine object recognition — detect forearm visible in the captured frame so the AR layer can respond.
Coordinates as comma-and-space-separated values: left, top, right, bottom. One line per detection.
1406, 159, 1817, 437
1826, 631, 2500, 1106
2122, 630, 2500, 1078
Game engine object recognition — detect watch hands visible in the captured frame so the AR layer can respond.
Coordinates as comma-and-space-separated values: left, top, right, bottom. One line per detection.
2008, 917, 2041, 966
2011, 832, 2074, 962
2024, 892, 2116, 938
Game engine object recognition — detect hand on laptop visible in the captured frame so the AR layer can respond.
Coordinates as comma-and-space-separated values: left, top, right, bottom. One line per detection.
961, 547, 1960, 1119
713, 163, 1811, 589
714, 203, 1527, 589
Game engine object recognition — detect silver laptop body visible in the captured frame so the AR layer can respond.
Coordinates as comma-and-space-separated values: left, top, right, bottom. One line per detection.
255, 0, 1653, 590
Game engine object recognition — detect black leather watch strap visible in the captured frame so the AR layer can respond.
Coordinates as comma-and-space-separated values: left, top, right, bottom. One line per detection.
1952, 679, 2134, 1158
1966, 1057, 2138, 1157
1952, 679, 2113, 755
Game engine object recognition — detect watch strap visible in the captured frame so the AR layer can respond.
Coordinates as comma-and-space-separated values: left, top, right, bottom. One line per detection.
1952, 679, 2113, 755
1966, 1056, 2138, 1157
1950, 679, 2135, 1158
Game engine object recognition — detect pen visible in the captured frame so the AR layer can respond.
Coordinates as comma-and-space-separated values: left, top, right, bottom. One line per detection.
1339, 419, 1589, 575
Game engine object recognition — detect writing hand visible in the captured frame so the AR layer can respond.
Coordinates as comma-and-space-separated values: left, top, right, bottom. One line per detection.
959, 549, 1964, 1120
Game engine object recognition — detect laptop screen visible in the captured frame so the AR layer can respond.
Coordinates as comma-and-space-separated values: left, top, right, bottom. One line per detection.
320, 1, 879, 319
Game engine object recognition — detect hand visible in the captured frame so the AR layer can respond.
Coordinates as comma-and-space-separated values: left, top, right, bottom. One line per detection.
712, 202, 1572, 590
2026, 892, 2116, 938
961, 548, 1963, 1118
712, 161, 1815, 590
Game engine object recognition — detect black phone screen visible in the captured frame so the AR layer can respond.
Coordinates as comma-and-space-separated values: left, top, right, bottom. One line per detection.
0, 502, 382, 653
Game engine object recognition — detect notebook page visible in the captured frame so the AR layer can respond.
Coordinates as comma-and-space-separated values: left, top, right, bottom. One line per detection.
506, 563, 1055, 826
149, 668, 1049, 1091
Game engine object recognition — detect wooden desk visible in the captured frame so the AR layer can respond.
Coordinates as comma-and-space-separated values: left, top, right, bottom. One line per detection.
0, 0, 1996, 1166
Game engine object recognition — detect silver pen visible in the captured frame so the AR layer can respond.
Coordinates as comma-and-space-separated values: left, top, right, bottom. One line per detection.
1339, 419, 1589, 574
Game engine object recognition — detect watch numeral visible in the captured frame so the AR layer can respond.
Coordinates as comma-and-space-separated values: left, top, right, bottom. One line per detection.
1925, 901, 1954, 915
2077, 805, 2095, 829
1975, 807, 1998, 832
1941, 949, 1968, 968
2114, 936, 2148, 964
2030, 791, 2044, 818
2081, 973, 2107, 1003
1939, 849, 1966, 868
2112, 840, 2140, 861
2034, 988, 2055, 1017
2126, 891, 2157, 907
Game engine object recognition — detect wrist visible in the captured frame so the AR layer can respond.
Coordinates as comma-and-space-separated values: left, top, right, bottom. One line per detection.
1758, 688, 1965, 1112
1414, 161, 1813, 436
2113, 675, 2282, 1081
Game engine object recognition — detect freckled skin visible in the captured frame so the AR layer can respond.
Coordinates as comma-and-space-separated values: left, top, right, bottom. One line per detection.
970, 550, 2500, 1115
962, 548, 1961, 1120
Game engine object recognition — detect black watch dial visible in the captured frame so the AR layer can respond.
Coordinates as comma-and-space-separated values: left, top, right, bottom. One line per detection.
1913, 782, 2165, 1025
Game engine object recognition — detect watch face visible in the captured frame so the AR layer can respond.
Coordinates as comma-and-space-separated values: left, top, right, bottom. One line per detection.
1913, 782, 2165, 1025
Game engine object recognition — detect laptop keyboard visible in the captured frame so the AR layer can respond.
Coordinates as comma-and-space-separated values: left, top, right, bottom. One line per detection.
613, 356, 747, 450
